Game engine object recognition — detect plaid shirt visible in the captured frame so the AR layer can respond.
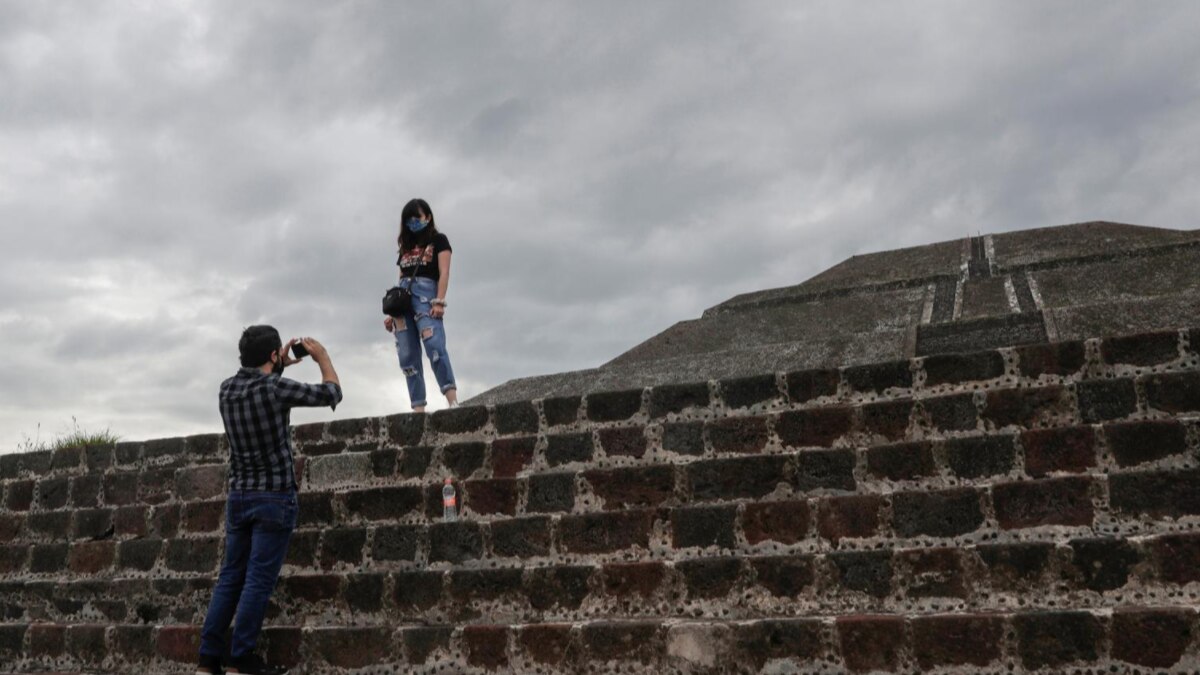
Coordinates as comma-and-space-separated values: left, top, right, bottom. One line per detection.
219, 367, 342, 491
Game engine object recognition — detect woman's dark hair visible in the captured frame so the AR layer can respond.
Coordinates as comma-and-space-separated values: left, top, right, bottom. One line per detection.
239, 325, 281, 367
398, 198, 440, 251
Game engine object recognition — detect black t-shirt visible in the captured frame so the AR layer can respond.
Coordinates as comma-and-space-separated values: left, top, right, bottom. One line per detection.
396, 233, 452, 281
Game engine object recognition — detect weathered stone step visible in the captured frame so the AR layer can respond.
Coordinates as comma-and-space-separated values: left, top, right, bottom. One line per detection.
4, 409, 1197, 553
6, 531, 1197, 629
4, 606, 1198, 674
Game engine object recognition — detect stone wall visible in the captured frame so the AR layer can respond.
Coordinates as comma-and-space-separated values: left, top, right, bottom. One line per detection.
0, 328, 1198, 672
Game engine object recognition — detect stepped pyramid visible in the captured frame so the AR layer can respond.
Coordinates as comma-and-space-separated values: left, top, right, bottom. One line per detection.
1, 221, 1199, 673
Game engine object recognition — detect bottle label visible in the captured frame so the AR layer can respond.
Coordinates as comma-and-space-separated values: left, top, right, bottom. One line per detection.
443, 496, 456, 507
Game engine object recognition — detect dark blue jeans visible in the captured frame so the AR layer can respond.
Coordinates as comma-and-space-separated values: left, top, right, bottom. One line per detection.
199, 489, 297, 661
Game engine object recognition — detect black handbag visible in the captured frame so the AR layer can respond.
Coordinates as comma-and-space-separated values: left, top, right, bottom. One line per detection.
382, 260, 419, 316
382, 285, 412, 316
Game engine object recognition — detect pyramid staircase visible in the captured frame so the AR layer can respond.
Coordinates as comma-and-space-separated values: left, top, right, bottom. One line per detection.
0, 328, 1198, 673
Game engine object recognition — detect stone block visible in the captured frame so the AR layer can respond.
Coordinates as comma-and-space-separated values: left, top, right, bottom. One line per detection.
5, 480, 33, 511
137, 467, 175, 504
464, 478, 519, 516
750, 555, 815, 598
430, 406, 488, 434
721, 374, 780, 409
371, 525, 421, 561
1144, 371, 1200, 413
1109, 468, 1200, 518
318, 528, 366, 569
490, 517, 552, 558
102, 472, 137, 506
897, 548, 966, 598
397, 446, 432, 478
112, 625, 153, 659
385, 413, 426, 446
583, 621, 662, 662
836, 615, 904, 672
1102, 331, 1180, 366
893, 488, 984, 538
113, 505, 148, 537
976, 542, 1053, 588
1076, 378, 1137, 422
310, 627, 391, 669
70, 475, 101, 508
1111, 608, 1193, 668
260, 627, 302, 669
156, 625, 200, 663
281, 574, 341, 603
526, 566, 593, 610
28, 511, 70, 539
1151, 533, 1200, 584
526, 472, 575, 513
545, 432, 593, 466
648, 382, 710, 418
1013, 611, 1102, 670
345, 573, 386, 612
866, 441, 935, 481
343, 486, 423, 521
923, 351, 1005, 386
1067, 538, 1137, 591
735, 619, 823, 669
118, 539, 161, 571
448, 568, 523, 603
428, 521, 484, 563
706, 415, 769, 453
794, 449, 857, 492
328, 417, 376, 439
925, 398, 980, 439
392, 571, 444, 611
490, 436, 536, 478
742, 500, 810, 545
598, 426, 646, 458
603, 562, 665, 598
677, 557, 742, 598
943, 434, 1016, 479
36, 476, 69, 510
776, 407, 853, 448
687, 455, 788, 501
830, 551, 893, 598
785, 368, 839, 403
993, 477, 1094, 529
844, 360, 911, 393
29, 624, 65, 658
403, 626, 453, 664
585, 465, 675, 509
297, 491, 335, 527
1103, 419, 1188, 467
671, 505, 737, 549
494, 401, 539, 435
175, 464, 227, 501
817, 495, 884, 543
585, 389, 643, 422
164, 537, 220, 573
559, 510, 654, 554
441, 442, 487, 478
306, 452, 373, 488
984, 385, 1070, 428
1016, 340, 1086, 377
542, 396, 581, 426
68, 541, 115, 574
464, 625, 509, 670
912, 614, 1003, 669
1021, 426, 1095, 477
661, 421, 705, 455
860, 399, 913, 441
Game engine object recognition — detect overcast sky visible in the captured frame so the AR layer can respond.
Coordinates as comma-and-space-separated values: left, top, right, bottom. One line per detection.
1, 1, 1198, 451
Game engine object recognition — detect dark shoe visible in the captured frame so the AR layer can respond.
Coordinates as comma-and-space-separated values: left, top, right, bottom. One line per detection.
226, 653, 288, 675
196, 653, 224, 674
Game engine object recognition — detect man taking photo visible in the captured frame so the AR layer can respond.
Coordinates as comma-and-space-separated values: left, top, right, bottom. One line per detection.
197, 326, 342, 675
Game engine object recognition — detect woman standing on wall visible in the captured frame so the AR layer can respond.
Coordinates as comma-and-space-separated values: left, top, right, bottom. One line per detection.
384, 198, 458, 411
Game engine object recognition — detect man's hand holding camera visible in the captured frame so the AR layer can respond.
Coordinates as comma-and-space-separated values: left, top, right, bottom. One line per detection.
283, 336, 340, 388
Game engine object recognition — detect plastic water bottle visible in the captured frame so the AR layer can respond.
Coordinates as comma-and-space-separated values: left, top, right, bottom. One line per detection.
442, 478, 458, 521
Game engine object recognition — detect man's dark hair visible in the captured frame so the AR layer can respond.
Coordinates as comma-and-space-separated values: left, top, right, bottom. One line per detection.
239, 325, 282, 367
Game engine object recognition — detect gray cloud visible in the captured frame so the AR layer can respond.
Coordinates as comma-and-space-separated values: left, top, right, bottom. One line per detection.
2, 1, 1199, 449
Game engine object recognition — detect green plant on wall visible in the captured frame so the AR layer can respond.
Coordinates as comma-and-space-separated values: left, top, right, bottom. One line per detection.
15, 417, 120, 453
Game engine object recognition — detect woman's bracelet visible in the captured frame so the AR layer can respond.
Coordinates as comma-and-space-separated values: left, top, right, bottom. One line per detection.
432, 298, 447, 307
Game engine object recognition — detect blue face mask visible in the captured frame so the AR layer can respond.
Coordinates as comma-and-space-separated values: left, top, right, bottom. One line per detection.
406, 218, 428, 233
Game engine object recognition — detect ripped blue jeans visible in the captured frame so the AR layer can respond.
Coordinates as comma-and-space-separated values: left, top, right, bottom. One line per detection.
393, 276, 456, 408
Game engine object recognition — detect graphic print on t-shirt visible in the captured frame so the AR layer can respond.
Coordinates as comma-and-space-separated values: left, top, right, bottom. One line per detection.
399, 245, 434, 272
